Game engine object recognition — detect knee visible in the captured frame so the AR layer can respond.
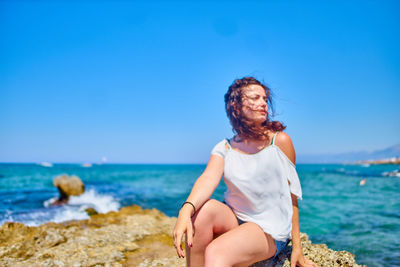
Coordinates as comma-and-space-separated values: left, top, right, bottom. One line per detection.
192, 199, 219, 227
189, 200, 220, 247
204, 242, 229, 266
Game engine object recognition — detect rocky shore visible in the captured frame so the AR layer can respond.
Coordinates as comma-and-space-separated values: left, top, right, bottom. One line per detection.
0, 205, 365, 267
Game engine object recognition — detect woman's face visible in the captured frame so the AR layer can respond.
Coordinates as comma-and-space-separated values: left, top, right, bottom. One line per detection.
240, 84, 268, 124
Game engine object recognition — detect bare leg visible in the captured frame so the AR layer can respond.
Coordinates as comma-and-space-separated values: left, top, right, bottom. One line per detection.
185, 199, 239, 267
204, 222, 277, 267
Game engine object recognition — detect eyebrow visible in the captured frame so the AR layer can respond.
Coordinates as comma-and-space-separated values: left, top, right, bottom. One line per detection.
245, 93, 267, 98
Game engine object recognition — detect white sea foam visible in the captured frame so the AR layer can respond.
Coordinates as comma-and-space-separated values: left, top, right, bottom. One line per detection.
50, 208, 90, 224
11, 208, 91, 227
1, 189, 121, 227
68, 189, 120, 213
43, 197, 58, 208
0, 210, 15, 226
45, 190, 120, 224
382, 169, 400, 177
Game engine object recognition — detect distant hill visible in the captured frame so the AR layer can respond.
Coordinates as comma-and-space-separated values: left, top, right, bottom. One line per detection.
297, 144, 400, 164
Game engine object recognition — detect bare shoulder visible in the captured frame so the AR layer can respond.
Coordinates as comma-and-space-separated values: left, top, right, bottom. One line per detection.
274, 132, 296, 164
202, 154, 225, 179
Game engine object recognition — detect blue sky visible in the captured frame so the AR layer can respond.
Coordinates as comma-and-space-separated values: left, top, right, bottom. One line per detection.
1, 1, 399, 163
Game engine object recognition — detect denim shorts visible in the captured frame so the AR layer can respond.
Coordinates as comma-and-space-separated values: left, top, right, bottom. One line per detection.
223, 200, 290, 258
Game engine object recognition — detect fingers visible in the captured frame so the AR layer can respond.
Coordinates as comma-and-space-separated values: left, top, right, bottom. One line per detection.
302, 258, 316, 267
305, 258, 317, 267
173, 230, 185, 258
179, 237, 186, 258
290, 260, 296, 267
186, 222, 194, 248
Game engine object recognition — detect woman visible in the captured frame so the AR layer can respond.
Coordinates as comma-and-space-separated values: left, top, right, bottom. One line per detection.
173, 77, 316, 267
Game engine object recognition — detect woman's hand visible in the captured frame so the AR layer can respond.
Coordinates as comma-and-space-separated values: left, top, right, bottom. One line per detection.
172, 154, 224, 258
173, 206, 195, 258
290, 247, 317, 267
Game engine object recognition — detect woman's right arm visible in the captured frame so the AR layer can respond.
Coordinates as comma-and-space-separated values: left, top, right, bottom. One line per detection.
173, 154, 225, 258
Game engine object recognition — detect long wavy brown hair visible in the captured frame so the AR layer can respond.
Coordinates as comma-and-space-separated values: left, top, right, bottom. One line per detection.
224, 77, 286, 142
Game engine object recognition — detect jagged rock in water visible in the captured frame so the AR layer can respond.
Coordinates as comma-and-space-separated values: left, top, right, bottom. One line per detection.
53, 174, 85, 204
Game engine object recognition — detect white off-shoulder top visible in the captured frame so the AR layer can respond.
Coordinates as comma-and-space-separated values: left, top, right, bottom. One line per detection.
211, 132, 302, 241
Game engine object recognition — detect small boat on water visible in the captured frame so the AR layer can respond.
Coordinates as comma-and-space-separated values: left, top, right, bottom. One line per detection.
82, 163, 92, 168
38, 162, 53, 167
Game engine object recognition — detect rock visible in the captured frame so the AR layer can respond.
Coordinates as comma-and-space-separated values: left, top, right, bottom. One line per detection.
0, 205, 364, 267
53, 174, 85, 204
250, 232, 365, 267
85, 207, 98, 216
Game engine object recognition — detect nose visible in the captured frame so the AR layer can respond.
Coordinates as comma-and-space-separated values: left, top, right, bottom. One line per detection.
259, 99, 267, 109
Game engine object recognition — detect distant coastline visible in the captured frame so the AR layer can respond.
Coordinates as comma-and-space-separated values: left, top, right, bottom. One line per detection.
297, 144, 400, 164
1, 144, 399, 165
355, 157, 400, 165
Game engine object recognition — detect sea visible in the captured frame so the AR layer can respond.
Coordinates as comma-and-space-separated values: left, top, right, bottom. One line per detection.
0, 163, 399, 267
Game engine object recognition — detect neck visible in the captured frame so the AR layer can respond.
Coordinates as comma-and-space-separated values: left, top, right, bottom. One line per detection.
235, 135, 269, 145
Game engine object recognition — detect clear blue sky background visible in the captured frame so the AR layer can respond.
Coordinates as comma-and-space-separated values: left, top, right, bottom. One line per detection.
1, 0, 399, 163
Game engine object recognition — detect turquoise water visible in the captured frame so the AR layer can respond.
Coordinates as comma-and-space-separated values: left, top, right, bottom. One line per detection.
0, 163, 399, 266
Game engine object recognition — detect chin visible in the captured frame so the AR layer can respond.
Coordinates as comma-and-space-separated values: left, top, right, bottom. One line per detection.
252, 118, 266, 124
257, 115, 267, 121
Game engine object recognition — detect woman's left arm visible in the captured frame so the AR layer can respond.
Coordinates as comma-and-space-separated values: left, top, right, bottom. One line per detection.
290, 194, 316, 267
275, 132, 317, 267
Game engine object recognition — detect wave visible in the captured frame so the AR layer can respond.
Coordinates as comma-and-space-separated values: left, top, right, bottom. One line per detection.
382, 169, 400, 178
67, 189, 120, 213
1, 189, 120, 227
